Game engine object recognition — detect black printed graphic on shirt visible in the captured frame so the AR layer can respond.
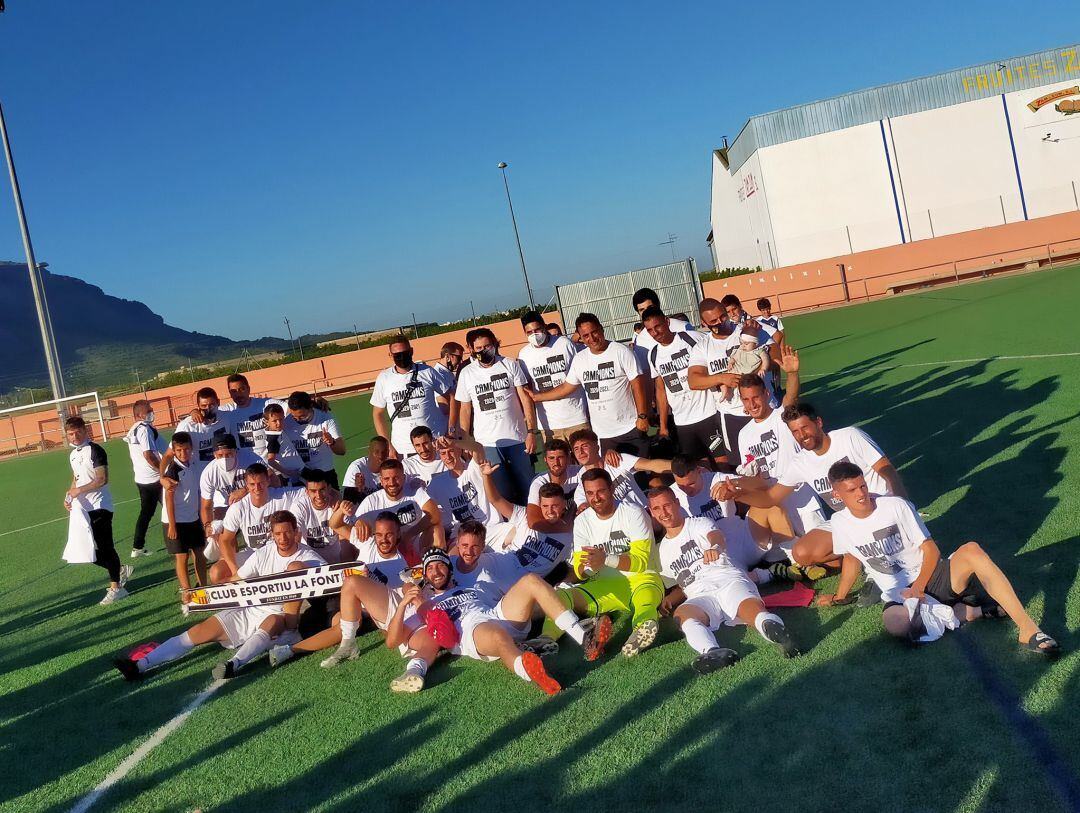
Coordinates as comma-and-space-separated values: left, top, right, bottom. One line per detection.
695, 499, 725, 521
816, 456, 849, 509
582, 361, 617, 400
611, 473, 636, 502
391, 384, 426, 419
514, 531, 566, 569
600, 529, 630, 556
746, 430, 779, 474
475, 373, 512, 412
670, 538, 704, 588
395, 501, 421, 526
449, 483, 481, 522
234, 411, 265, 448
657, 348, 691, 393
531, 354, 568, 392
856, 524, 904, 575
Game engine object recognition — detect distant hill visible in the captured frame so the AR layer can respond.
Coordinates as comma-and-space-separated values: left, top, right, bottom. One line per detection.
0, 262, 346, 394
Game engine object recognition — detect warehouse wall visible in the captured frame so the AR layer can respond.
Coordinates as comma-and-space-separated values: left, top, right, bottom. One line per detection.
757, 121, 901, 265
1006, 79, 1080, 220
708, 151, 762, 271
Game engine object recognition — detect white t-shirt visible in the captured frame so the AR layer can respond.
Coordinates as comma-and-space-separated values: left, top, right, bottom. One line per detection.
220, 397, 270, 456
565, 341, 642, 439
68, 441, 113, 512
633, 317, 695, 354
403, 454, 448, 486
573, 458, 647, 509
350, 538, 408, 587
175, 415, 234, 471
757, 314, 785, 333
199, 450, 261, 509
499, 505, 573, 576
283, 410, 341, 472
262, 430, 305, 480
658, 516, 748, 597
370, 363, 451, 454
223, 487, 303, 550
123, 421, 166, 485
518, 336, 589, 431
357, 483, 431, 532
452, 549, 524, 605
342, 456, 382, 500
831, 496, 931, 600
674, 471, 737, 523
237, 541, 325, 580
777, 427, 890, 512
573, 501, 657, 577
527, 465, 582, 505
737, 408, 824, 524
425, 460, 500, 530
161, 458, 200, 523
648, 331, 715, 426
290, 493, 342, 560
455, 356, 529, 447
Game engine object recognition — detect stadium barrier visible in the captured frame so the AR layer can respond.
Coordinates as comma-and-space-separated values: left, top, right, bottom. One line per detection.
703, 209, 1080, 315
0, 313, 560, 457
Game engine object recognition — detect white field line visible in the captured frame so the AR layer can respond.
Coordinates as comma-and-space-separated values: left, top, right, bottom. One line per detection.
803, 350, 1080, 379
0, 496, 138, 538
68, 679, 225, 813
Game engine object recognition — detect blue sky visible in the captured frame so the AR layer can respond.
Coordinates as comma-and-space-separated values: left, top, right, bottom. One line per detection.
0, 1, 1074, 340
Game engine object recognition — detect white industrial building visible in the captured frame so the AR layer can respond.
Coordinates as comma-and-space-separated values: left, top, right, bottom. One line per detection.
709, 44, 1080, 271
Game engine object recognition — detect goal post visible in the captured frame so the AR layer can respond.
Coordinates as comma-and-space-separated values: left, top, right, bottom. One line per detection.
0, 391, 109, 460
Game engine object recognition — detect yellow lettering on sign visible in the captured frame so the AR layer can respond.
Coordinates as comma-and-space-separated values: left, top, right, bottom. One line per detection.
991, 71, 1002, 88
1015, 65, 1026, 80
1029, 63, 1040, 79
1065, 49, 1079, 74
963, 76, 974, 93
1044, 60, 1056, 77
977, 74, 989, 90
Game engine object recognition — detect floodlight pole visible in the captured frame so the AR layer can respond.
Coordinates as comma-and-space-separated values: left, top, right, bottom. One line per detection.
0, 99, 68, 414
497, 162, 536, 310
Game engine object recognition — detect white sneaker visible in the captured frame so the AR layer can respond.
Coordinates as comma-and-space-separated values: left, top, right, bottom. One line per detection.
389, 671, 425, 693
320, 641, 358, 669
99, 586, 130, 606
118, 565, 134, 588
269, 644, 296, 668
130, 548, 151, 559
180, 601, 191, 617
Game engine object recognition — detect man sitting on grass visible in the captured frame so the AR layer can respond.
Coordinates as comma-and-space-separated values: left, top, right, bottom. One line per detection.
114, 510, 325, 682
648, 487, 800, 673
816, 462, 1059, 654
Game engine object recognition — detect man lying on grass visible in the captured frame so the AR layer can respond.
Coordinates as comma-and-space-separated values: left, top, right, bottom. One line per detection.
816, 462, 1060, 654
114, 510, 324, 682
322, 547, 612, 695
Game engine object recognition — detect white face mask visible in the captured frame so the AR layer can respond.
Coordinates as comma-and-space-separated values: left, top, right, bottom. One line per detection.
527, 331, 547, 347
146, 411, 156, 424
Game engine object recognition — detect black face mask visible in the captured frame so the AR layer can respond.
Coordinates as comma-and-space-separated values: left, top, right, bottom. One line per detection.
473, 346, 497, 364
392, 350, 414, 369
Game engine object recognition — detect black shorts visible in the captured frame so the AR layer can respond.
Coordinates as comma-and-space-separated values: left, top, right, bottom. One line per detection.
922, 557, 989, 606
600, 428, 649, 457
675, 414, 725, 461
721, 413, 754, 465
299, 595, 342, 638
164, 520, 204, 554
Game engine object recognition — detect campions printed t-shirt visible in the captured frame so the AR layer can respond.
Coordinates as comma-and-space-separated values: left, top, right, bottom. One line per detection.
370, 363, 451, 453
455, 356, 529, 447
517, 336, 589, 431
830, 496, 931, 601
564, 341, 642, 439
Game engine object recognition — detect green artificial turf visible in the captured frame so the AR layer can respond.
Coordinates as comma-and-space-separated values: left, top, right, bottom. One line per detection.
2, 266, 1079, 813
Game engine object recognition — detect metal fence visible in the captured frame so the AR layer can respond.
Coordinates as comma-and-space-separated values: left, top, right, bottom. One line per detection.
555, 259, 702, 343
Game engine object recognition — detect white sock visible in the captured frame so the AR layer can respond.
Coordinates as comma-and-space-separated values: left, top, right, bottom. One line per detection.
681, 618, 719, 655
405, 657, 428, 677
231, 629, 273, 669
513, 655, 532, 682
751, 567, 773, 585
753, 611, 783, 637
340, 619, 360, 642
138, 632, 194, 672
553, 610, 586, 645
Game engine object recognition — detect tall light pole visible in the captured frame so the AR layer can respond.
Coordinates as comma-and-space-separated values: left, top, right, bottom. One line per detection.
284, 316, 305, 361
1, 99, 68, 412
497, 162, 535, 310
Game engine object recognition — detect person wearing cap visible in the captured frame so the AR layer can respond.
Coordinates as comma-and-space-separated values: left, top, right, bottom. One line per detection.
199, 433, 262, 565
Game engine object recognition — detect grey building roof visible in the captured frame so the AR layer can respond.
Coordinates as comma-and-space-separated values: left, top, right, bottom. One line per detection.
726, 43, 1080, 172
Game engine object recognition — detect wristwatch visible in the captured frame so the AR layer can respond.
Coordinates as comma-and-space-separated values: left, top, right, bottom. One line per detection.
637, 413, 648, 420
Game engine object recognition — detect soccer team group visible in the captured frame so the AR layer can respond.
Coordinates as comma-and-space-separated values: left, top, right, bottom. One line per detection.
59, 287, 1060, 695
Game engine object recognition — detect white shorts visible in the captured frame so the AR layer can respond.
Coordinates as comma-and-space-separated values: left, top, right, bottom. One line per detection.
456, 606, 528, 662
683, 572, 760, 630
791, 506, 829, 538
723, 521, 770, 572
483, 521, 515, 551
215, 605, 280, 649
374, 588, 402, 632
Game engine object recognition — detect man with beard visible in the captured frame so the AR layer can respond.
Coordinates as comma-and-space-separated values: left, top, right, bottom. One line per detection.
371, 336, 453, 458
569, 428, 669, 510
331, 458, 445, 562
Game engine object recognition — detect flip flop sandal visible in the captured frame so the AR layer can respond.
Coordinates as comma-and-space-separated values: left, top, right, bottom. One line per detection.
979, 603, 1007, 619
1022, 631, 1061, 656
